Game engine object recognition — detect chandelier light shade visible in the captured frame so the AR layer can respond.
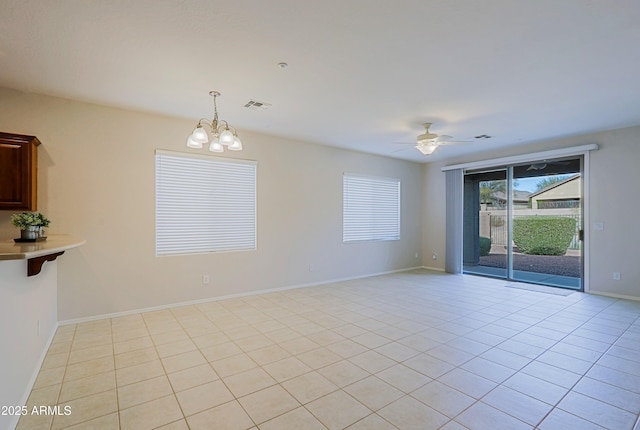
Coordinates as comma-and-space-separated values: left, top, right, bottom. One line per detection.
187, 91, 243, 153
209, 140, 224, 152
186, 126, 209, 148
219, 129, 235, 145
229, 137, 243, 151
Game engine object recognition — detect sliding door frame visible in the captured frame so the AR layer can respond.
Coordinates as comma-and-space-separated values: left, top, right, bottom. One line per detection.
506, 166, 514, 281
443, 144, 597, 292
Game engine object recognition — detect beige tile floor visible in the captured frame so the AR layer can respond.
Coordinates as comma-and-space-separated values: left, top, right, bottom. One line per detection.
16, 270, 640, 430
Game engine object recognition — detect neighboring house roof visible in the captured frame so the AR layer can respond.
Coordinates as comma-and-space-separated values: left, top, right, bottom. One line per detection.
492, 190, 531, 203
528, 174, 581, 199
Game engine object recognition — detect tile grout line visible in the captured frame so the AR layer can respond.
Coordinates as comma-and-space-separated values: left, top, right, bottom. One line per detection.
434, 290, 621, 429
531, 299, 640, 429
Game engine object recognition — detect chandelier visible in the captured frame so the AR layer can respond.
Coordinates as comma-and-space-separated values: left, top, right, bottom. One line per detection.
187, 91, 242, 152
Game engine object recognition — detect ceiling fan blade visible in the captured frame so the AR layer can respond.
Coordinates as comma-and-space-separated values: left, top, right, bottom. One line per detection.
434, 135, 453, 145
435, 135, 476, 145
527, 160, 571, 170
417, 132, 438, 143
390, 147, 411, 153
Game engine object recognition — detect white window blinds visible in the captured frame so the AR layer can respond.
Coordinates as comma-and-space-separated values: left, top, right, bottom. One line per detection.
343, 173, 400, 242
155, 150, 257, 256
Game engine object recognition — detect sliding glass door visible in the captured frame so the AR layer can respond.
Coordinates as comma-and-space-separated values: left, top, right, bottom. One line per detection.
463, 157, 583, 290
463, 169, 508, 279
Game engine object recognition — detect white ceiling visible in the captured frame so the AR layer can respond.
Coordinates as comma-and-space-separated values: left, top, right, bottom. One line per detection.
2, 0, 640, 163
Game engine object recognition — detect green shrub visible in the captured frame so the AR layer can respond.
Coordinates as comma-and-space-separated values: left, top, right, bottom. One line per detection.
479, 236, 491, 256
513, 216, 576, 256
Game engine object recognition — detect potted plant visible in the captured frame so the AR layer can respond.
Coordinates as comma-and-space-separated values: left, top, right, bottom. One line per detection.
11, 212, 51, 240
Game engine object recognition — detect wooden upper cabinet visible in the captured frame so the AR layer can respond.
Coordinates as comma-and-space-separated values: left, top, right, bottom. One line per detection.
0, 132, 41, 210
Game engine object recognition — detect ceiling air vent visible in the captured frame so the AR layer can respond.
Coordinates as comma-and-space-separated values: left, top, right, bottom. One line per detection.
244, 100, 271, 111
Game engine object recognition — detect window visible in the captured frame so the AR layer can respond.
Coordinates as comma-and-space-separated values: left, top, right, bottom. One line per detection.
155, 150, 256, 256
343, 173, 400, 242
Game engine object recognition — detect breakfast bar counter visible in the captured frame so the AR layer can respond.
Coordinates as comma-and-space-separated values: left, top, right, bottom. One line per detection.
0, 233, 85, 429
0, 234, 85, 276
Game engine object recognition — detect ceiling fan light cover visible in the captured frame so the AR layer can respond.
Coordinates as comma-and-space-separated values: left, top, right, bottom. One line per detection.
416, 144, 437, 155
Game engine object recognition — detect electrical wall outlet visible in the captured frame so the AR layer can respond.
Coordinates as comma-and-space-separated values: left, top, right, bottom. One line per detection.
202, 274, 210, 285
613, 272, 621, 281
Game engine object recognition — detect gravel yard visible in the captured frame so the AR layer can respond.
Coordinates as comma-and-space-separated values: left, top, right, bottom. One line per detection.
478, 253, 581, 278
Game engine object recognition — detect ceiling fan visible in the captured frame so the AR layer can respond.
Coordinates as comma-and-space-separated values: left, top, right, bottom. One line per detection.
526, 160, 571, 171
414, 122, 473, 155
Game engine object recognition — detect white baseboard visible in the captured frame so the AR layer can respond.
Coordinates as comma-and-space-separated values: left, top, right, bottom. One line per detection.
588, 290, 640, 302
59, 266, 424, 325
421, 265, 445, 272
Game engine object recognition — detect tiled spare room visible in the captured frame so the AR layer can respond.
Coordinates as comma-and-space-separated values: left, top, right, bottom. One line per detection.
3, 2, 640, 430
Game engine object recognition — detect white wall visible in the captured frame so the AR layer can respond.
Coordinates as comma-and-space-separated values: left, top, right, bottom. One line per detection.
421, 162, 447, 269
0, 260, 58, 430
0, 87, 423, 321
588, 127, 640, 299
421, 127, 640, 300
